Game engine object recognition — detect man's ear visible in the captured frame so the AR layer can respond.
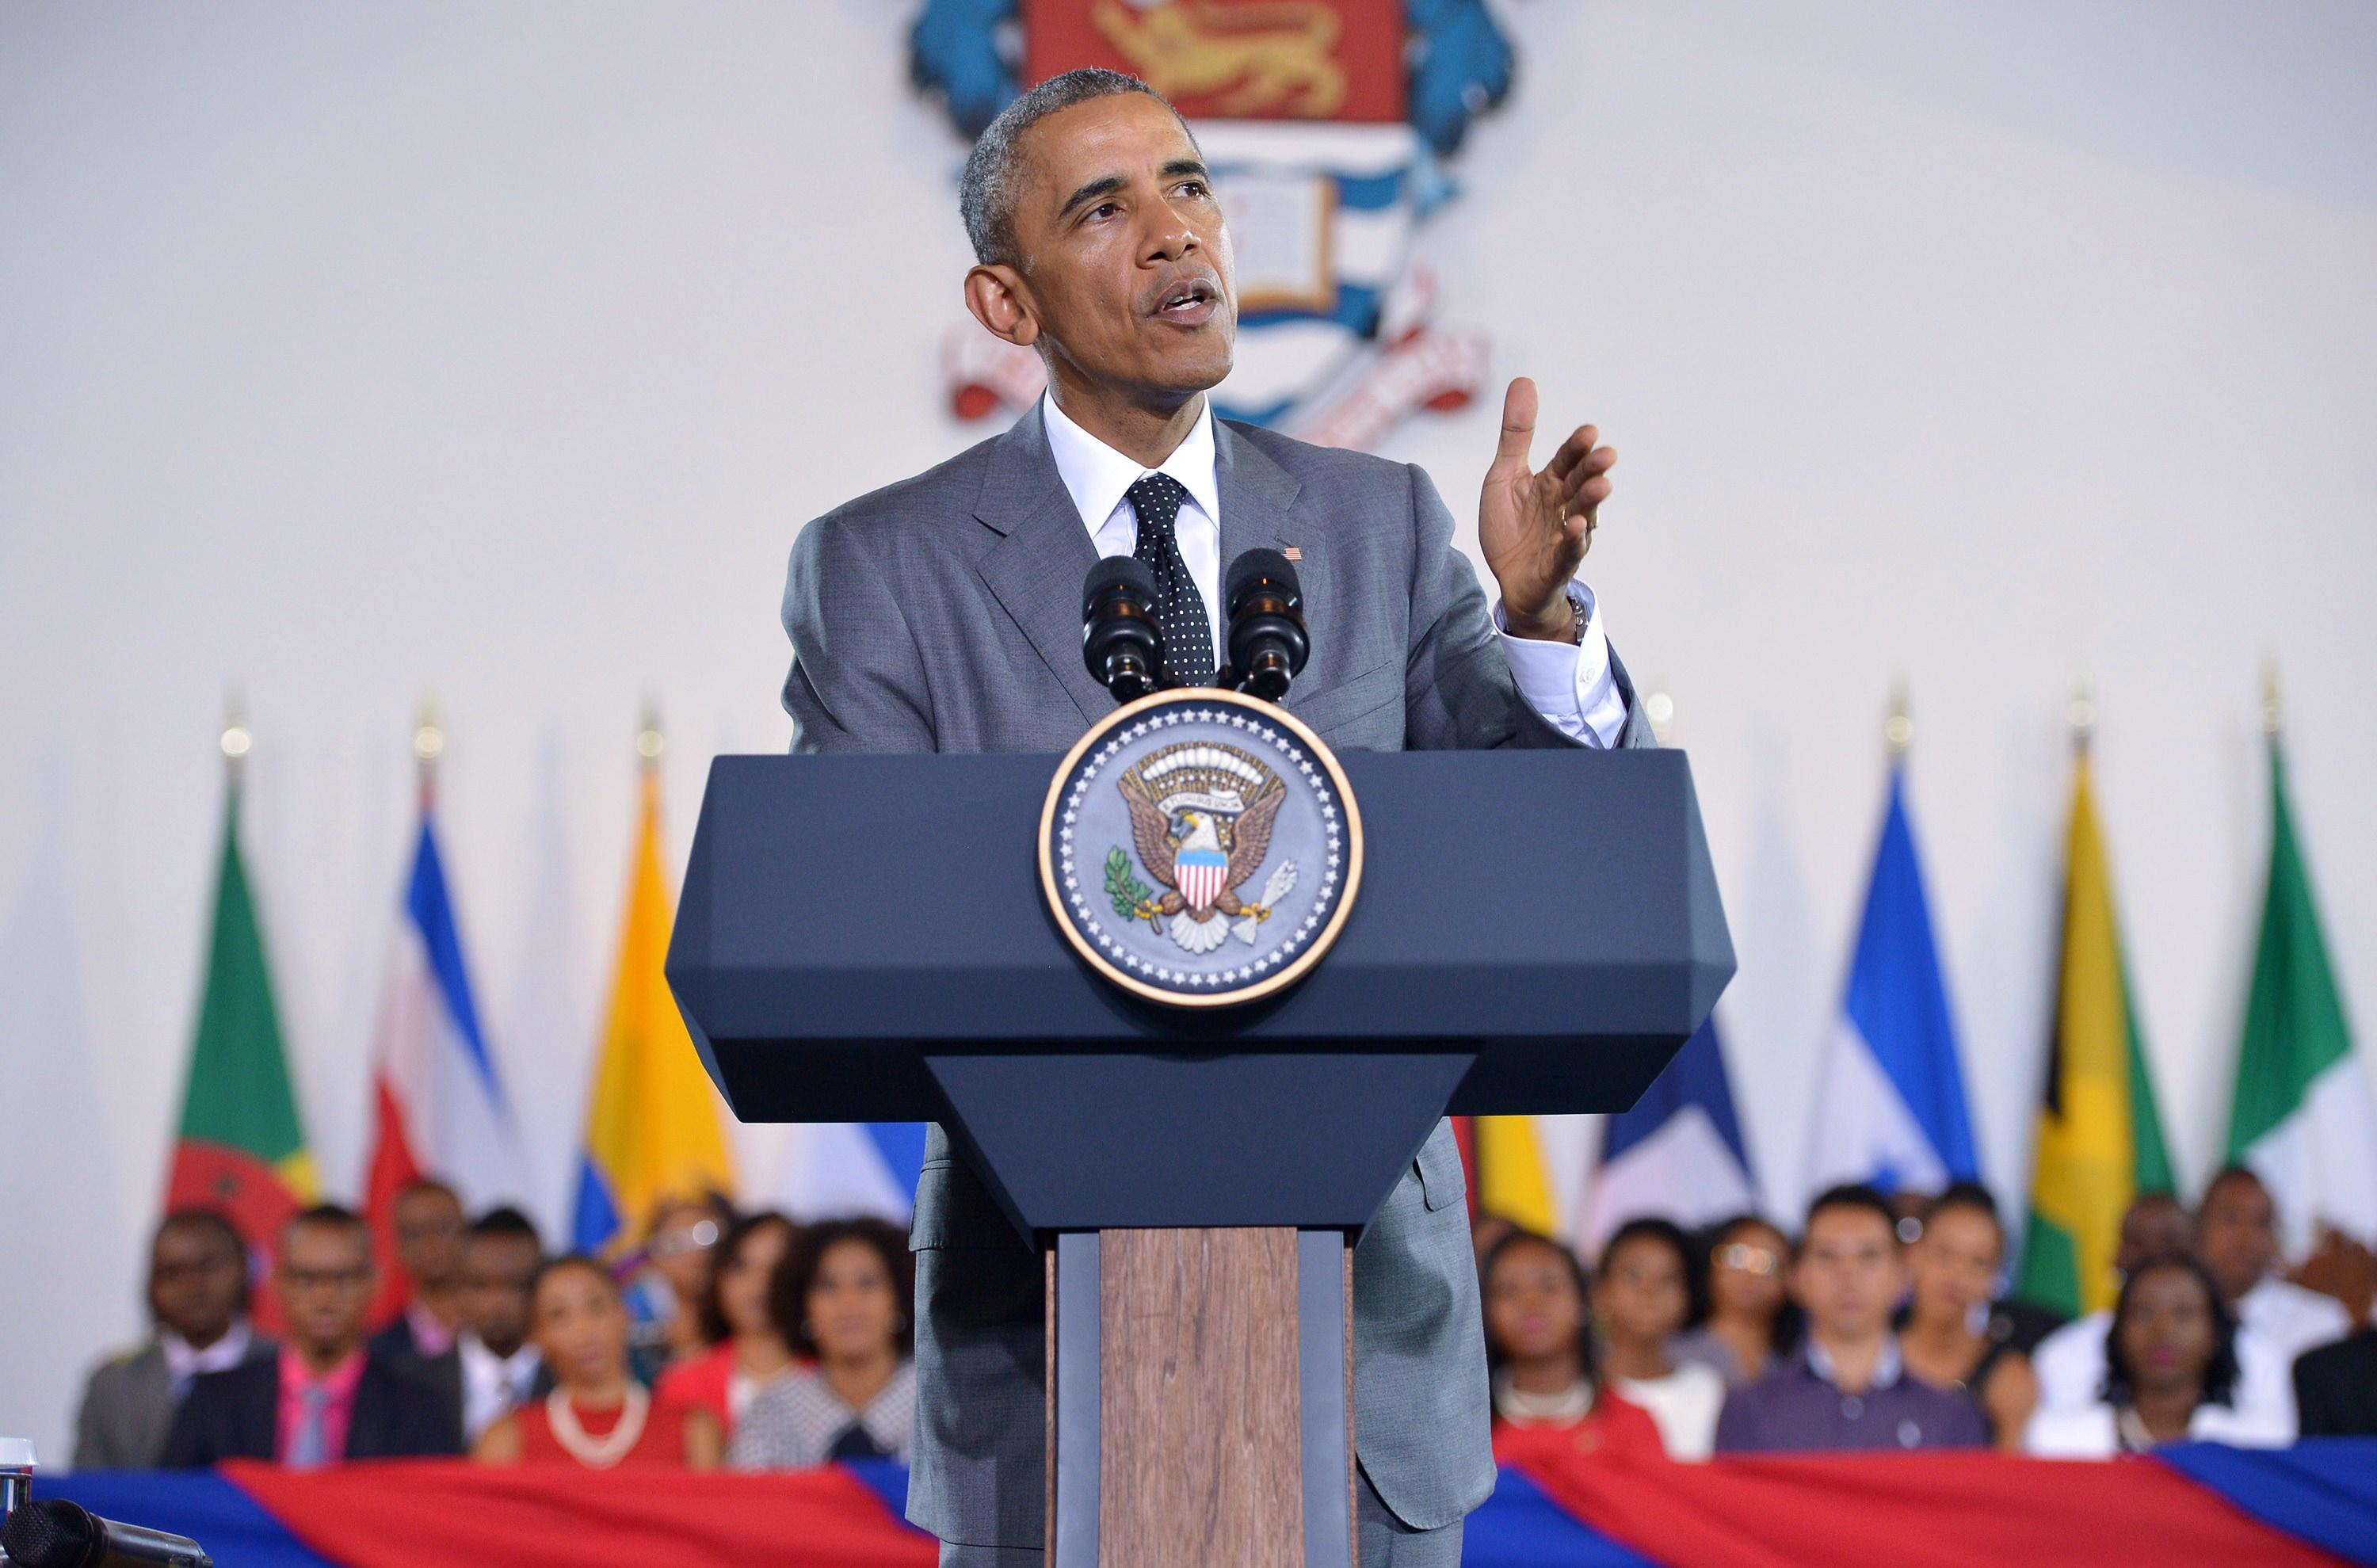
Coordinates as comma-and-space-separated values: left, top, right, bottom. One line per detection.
965, 263, 1040, 349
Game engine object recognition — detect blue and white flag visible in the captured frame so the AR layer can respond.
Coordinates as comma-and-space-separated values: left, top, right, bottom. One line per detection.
364, 799, 531, 1304
1806, 765, 1979, 1199
1584, 1017, 1757, 1253
772, 1122, 927, 1223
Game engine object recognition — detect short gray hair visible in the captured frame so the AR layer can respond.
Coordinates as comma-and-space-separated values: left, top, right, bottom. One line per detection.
960, 68, 1196, 269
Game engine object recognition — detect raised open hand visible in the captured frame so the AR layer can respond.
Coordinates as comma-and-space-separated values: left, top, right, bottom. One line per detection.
1477, 376, 1616, 639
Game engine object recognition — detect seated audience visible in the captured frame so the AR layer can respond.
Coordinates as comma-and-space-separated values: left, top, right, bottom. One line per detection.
368, 1177, 466, 1364
475, 1254, 721, 1468
1898, 1184, 2037, 1451
1715, 1185, 1987, 1452
412, 1207, 547, 1444
629, 1190, 734, 1372
2295, 1318, 2377, 1437
2030, 1191, 2192, 1410
658, 1210, 800, 1438
1476, 1227, 1663, 1458
1591, 1219, 1726, 1459
2195, 1166, 2356, 1362
74, 1208, 276, 1469
2033, 1174, 2345, 1432
163, 1204, 458, 1467
1672, 1215, 1799, 1387
730, 1219, 915, 1467
2024, 1252, 2290, 1454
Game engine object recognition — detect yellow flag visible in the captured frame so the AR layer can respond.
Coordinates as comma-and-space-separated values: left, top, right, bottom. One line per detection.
2018, 755, 2173, 1314
572, 769, 736, 1251
1475, 1115, 1560, 1237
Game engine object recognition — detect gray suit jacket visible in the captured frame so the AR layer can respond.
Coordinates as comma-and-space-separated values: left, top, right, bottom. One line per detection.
782, 402, 1651, 1547
72, 1331, 276, 1471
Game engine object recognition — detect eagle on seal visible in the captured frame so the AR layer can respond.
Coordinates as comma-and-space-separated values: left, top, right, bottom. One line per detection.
1117, 770, 1288, 953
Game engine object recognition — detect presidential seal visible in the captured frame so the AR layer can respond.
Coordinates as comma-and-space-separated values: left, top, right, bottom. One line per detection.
1039, 688, 1362, 1007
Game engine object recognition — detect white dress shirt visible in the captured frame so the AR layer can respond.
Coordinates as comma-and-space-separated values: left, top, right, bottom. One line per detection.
457, 1333, 542, 1442
2028, 1275, 2352, 1436
161, 1319, 254, 1402
2022, 1397, 2293, 1457
1040, 392, 1628, 746
1611, 1359, 1728, 1460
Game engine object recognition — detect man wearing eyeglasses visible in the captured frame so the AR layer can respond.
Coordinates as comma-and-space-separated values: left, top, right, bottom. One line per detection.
163, 1204, 460, 1467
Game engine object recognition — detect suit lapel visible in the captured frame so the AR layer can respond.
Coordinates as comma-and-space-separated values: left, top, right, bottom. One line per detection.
974, 403, 1112, 724
1213, 419, 1322, 679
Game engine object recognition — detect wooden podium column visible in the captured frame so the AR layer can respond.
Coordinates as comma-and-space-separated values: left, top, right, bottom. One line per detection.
1049, 1228, 1354, 1567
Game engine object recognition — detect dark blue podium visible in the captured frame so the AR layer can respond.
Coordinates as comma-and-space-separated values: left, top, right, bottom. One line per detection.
668, 749, 1732, 1566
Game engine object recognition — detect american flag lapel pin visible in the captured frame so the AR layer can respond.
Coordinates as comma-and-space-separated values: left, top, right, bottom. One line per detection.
1283, 546, 1303, 562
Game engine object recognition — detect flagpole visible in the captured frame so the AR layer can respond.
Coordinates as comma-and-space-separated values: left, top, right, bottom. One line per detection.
1885, 681, 1913, 759
1643, 687, 1674, 747
636, 700, 665, 772
2067, 676, 2096, 757
414, 696, 444, 813
2261, 659, 2283, 739
220, 692, 251, 789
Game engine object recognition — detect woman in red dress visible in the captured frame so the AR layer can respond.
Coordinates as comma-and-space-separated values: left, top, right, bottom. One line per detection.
1479, 1227, 1665, 1461
473, 1254, 722, 1470
654, 1211, 800, 1440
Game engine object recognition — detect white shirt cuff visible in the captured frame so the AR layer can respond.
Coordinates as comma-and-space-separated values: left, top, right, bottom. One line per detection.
1493, 582, 1628, 748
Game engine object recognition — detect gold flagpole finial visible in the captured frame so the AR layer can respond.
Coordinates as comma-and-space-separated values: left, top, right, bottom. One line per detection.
2066, 674, 2097, 754
635, 699, 665, 767
220, 691, 251, 777
1643, 689, 1674, 746
1884, 681, 1913, 757
413, 696, 444, 806
2261, 658, 2283, 738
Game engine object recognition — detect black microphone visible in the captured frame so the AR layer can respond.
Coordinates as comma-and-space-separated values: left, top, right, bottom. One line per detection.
2, 1500, 213, 1567
1081, 555, 1165, 704
1223, 548, 1310, 703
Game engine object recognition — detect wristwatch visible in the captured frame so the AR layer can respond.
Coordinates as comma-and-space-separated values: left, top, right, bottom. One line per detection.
1562, 586, 1589, 645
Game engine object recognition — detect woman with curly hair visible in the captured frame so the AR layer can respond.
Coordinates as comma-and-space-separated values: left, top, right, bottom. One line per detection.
654, 1210, 800, 1439
727, 1217, 915, 1468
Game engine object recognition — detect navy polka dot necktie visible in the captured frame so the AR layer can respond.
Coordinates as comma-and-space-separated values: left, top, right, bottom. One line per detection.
1125, 472, 1215, 685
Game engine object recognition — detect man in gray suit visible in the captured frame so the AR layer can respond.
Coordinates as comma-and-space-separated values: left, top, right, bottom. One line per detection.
782, 69, 1648, 1566
73, 1210, 274, 1469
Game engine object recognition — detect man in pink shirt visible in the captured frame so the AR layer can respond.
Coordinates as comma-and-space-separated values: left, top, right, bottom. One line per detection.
164, 1204, 456, 1467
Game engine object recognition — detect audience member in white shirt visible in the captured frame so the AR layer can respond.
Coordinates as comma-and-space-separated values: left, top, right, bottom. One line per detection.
1593, 1219, 1726, 1459
453, 1208, 546, 1442
2033, 1171, 2356, 1435
2024, 1253, 2291, 1455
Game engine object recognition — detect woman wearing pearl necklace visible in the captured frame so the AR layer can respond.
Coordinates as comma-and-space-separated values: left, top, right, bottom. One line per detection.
474, 1254, 722, 1470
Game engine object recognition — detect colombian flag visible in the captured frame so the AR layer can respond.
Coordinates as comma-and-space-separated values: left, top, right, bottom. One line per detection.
2019, 750, 2173, 1316
165, 777, 319, 1327
571, 753, 736, 1253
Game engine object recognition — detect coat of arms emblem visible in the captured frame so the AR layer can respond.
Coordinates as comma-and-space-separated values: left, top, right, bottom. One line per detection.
912, 0, 1517, 448
1040, 689, 1361, 1005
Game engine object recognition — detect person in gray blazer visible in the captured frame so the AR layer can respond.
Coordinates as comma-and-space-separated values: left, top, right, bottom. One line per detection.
781, 69, 1649, 1567
73, 1209, 275, 1470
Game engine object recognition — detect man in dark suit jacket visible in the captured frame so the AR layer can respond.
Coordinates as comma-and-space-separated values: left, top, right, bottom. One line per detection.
783, 69, 1643, 1568
163, 1204, 457, 1467
2295, 1328, 2377, 1436
74, 1209, 276, 1469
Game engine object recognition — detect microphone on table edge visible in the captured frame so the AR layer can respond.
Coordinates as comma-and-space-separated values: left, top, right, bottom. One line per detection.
2, 1498, 214, 1568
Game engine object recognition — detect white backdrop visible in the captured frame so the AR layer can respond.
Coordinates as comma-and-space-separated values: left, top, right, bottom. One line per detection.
5, 2, 2375, 1468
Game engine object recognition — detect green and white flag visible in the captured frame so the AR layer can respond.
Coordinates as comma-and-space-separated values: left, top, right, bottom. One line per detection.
2225, 738, 2377, 1247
